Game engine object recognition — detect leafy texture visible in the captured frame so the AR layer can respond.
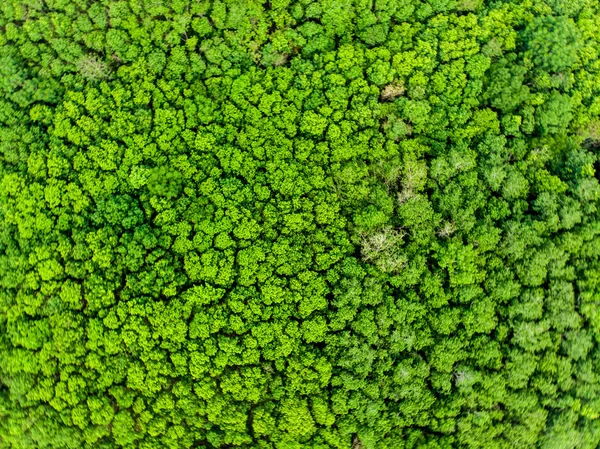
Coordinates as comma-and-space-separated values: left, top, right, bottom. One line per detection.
1, 1, 600, 448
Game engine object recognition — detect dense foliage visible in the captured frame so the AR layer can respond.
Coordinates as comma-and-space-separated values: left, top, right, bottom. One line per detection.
2, 0, 600, 448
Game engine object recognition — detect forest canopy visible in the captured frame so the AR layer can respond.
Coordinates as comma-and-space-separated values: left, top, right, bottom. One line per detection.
1, 0, 600, 448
